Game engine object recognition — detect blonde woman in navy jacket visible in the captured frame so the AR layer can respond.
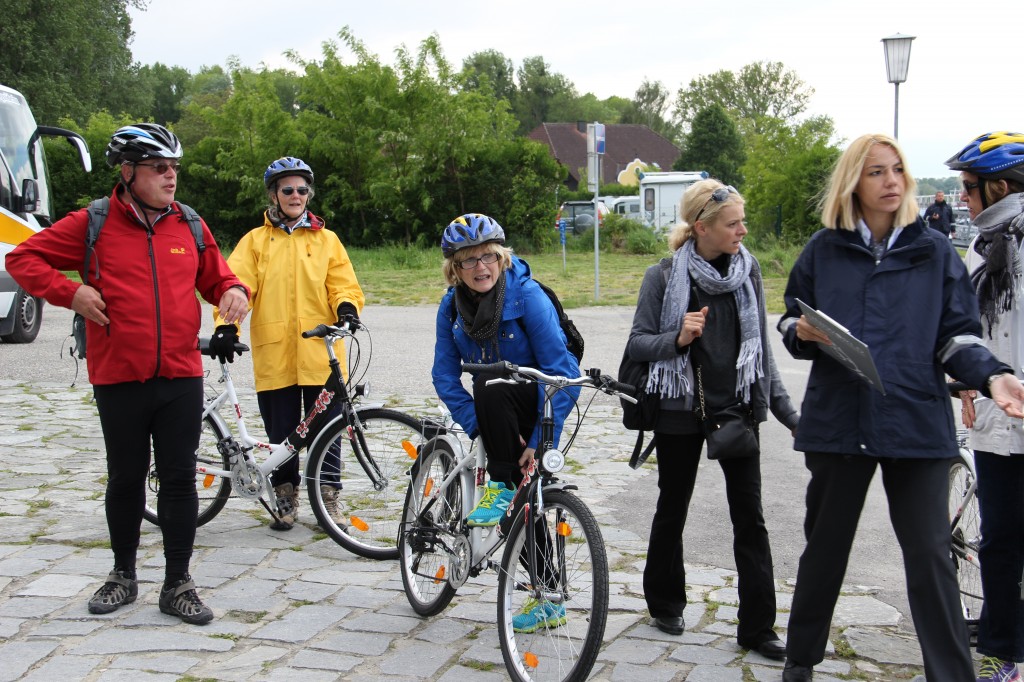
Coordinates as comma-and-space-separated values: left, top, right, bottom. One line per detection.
778, 133, 1024, 682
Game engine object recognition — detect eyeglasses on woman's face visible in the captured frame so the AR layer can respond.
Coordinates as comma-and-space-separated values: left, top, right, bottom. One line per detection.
457, 252, 499, 270
961, 179, 980, 193
136, 161, 181, 175
279, 185, 310, 196
695, 185, 738, 223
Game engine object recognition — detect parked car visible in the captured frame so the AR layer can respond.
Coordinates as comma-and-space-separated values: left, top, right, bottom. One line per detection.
951, 206, 978, 248
607, 196, 643, 223
555, 200, 608, 235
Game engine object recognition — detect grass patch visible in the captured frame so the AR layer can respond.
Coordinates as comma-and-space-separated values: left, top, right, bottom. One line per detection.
26, 499, 52, 516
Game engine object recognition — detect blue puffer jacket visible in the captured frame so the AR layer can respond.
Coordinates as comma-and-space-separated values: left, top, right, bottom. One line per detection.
432, 256, 581, 449
779, 218, 1010, 458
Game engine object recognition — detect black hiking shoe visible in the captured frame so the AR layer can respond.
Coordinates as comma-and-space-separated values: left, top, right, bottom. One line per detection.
87, 569, 138, 614
159, 575, 214, 625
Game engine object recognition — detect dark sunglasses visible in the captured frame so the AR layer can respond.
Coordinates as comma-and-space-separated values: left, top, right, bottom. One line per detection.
961, 179, 980, 193
137, 161, 181, 175
457, 252, 500, 270
279, 186, 310, 196
695, 185, 738, 222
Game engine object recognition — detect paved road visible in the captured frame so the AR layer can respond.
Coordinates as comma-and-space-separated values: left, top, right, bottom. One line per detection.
0, 302, 973, 680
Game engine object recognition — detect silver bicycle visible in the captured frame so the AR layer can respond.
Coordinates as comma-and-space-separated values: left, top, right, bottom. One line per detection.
949, 427, 983, 641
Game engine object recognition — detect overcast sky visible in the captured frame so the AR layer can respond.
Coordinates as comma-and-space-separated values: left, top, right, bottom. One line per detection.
129, 0, 1005, 180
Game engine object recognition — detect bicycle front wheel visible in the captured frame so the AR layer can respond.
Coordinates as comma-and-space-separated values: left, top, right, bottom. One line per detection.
398, 436, 463, 616
306, 408, 426, 560
143, 413, 233, 527
948, 457, 983, 626
497, 488, 608, 682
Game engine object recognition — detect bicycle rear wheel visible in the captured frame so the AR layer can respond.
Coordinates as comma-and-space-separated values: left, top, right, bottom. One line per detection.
497, 488, 608, 682
143, 413, 233, 527
306, 408, 426, 560
398, 437, 463, 616
948, 456, 983, 629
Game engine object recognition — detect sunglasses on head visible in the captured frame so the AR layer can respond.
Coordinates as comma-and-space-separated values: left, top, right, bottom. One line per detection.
695, 185, 738, 222
280, 185, 310, 196
137, 161, 181, 175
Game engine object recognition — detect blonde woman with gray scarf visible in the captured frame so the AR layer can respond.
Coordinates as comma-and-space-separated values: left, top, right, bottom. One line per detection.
625, 178, 799, 659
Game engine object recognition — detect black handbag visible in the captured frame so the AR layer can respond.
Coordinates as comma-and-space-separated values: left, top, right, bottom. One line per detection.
696, 364, 759, 460
618, 347, 660, 469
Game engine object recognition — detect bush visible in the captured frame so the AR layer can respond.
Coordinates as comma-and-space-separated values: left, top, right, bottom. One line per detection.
561, 213, 664, 256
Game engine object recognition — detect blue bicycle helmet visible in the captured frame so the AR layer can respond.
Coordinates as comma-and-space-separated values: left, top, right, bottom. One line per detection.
264, 156, 314, 188
441, 214, 505, 257
945, 132, 1024, 183
106, 124, 182, 167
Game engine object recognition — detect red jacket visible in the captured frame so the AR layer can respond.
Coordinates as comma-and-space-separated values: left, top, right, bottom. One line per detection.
7, 187, 248, 385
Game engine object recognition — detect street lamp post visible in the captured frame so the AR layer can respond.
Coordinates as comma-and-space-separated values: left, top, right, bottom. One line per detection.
881, 33, 916, 139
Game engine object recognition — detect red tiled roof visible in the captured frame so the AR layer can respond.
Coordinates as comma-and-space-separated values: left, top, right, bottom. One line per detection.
528, 122, 680, 190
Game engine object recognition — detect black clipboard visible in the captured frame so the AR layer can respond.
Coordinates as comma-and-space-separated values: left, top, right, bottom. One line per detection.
796, 299, 886, 395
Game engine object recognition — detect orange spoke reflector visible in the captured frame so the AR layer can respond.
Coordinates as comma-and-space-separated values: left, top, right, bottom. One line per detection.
424, 478, 435, 497
350, 516, 369, 532
202, 474, 216, 488
524, 652, 539, 669
402, 440, 418, 460
433, 565, 445, 584
556, 522, 572, 537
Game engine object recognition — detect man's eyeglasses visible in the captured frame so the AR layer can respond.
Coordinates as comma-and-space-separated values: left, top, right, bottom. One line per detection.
137, 161, 181, 175
280, 186, 310, 196
961, 179, 980, 193
457, 252, 500, 270
695, 185, 738, 223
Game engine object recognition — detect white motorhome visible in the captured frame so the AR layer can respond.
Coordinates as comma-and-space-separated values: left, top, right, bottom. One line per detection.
0, 84, 91, 342
639, 170, 707, 231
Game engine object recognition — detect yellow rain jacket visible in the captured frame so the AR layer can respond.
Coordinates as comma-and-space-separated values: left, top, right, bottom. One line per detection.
219, 211, 364, 392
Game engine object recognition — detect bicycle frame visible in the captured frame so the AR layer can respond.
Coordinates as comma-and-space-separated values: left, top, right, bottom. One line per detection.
950, 436, 980, 572
197, 328, 389, 504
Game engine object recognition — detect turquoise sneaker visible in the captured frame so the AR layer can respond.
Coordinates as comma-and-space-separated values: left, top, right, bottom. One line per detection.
467, 481, 514, 527
512, 597, 567, 633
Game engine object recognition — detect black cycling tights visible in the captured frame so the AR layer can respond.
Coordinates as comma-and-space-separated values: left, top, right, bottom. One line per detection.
93, 377, 202, 579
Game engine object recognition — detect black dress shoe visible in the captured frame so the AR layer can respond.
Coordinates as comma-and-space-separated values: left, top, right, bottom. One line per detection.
782, 660, 813, 681
749, 637, 787, 661
652, 616, 684, 635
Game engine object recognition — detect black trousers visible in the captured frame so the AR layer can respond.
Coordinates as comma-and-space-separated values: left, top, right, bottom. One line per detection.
94, 377, 202, 578
644, 431, 778, 646
472, 375, 537, 488
257, 384, 340, 488
786, 453, 974, 682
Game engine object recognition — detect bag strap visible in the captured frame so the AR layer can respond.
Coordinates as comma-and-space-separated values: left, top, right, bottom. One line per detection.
628, 431, 657, 470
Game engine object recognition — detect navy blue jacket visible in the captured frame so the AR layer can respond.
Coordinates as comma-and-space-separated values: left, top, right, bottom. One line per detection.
924, 200, 954, 236
779, 218, 1009, 458
432, 256, 581, 449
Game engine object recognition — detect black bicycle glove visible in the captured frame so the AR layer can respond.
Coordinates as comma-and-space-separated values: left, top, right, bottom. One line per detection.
337, 302, 360, 328
210, 324, 240, 363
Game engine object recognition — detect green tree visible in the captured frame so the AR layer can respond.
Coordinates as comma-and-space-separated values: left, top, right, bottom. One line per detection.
136, 63, 194, 126
674, 104, 745, 187
514, 56, 577, 134
41, 111, 130, 219
461, 49, 517, 104
741, 116, 840, 240
674, 61, 813, 135
621, 79, 679, 142
0, 0, 144, 124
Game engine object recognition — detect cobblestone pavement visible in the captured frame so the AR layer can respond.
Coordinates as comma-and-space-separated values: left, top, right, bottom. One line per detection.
0, 379, 942, 681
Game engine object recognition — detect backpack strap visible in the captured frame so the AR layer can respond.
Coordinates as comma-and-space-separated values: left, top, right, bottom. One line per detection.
175, 202, 206, 254
83, 197, 110, 285
628, 432, 656, 470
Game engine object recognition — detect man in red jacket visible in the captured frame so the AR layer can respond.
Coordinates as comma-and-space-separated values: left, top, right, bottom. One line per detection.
7, 123, 249, 625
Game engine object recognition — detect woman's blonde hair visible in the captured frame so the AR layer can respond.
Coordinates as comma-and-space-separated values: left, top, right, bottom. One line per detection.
442, 242, 514, 287
820, 133, 919, 231
667, 178, 745, 251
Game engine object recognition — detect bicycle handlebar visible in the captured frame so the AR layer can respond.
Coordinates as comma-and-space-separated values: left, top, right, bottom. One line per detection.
301, 319, 360, 339
197, 337, 249, 358
462, 361, 637, 402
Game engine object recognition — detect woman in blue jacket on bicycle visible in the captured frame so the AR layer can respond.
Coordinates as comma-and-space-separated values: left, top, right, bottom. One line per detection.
778, 133, 1024, 682
431, 213, 580, 526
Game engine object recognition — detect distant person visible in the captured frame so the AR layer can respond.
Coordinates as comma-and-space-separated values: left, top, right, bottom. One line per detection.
926, 190, 955, 237
777, 133, 1024, 682
218, 156, 364, 531
947, 131, 1024, 682
6, 124, 250, 625
625, 179, 798, 660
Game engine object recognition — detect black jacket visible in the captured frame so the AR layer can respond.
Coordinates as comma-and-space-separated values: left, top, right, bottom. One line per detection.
924, 200, 954, 235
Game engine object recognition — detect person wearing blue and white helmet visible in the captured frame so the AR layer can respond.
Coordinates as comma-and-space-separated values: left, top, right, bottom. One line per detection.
216, 156, 364, 531
432, 214, 580, 515
948, 132, 1024, 682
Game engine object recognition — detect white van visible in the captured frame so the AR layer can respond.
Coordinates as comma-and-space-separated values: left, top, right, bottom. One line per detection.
0, 84, 91, 342
638, 171, 708, 231
607, 196, 642, 222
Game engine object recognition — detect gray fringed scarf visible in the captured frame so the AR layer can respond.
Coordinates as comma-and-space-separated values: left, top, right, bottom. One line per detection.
971, 192, 1024, 336
647, 239, 763, 403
